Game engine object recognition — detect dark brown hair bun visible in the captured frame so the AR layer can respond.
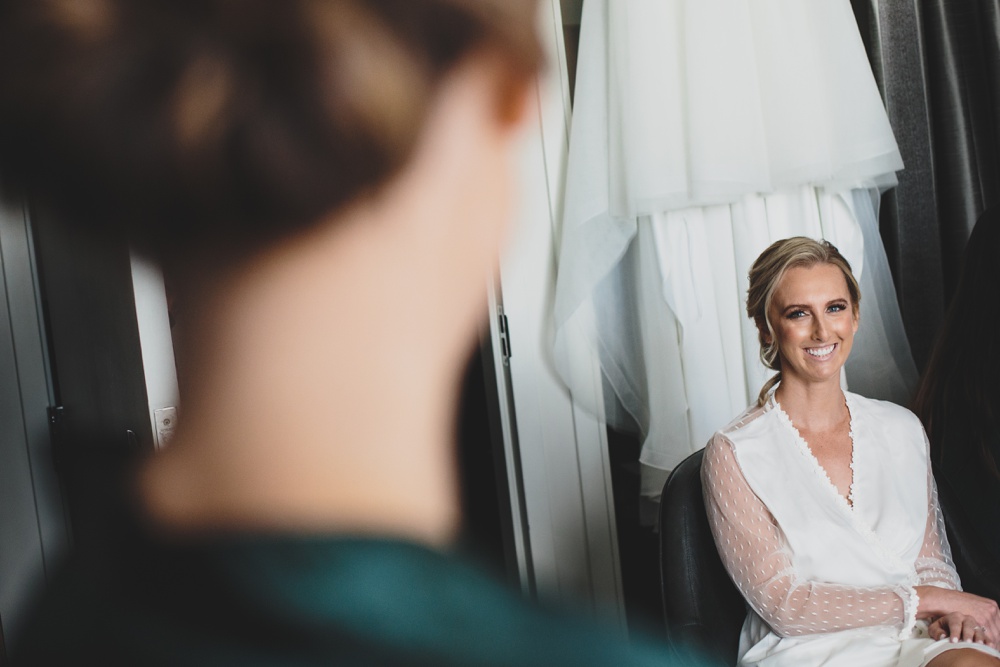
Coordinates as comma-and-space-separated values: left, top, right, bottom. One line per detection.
0, 0, 542, 260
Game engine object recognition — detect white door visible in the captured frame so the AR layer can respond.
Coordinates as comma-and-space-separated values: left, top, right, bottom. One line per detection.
487, 0, 626, 629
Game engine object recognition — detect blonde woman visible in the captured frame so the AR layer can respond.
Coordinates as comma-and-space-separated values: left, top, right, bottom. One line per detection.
703, 237, 1000, 666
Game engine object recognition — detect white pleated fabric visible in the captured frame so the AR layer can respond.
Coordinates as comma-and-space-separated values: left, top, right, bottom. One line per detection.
552, 0, 918, 496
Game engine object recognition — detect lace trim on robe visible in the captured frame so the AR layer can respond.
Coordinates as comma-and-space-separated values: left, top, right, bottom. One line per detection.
772, 395, 916, 580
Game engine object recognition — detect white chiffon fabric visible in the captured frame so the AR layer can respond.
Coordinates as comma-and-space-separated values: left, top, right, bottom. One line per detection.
604, 0, 902, 215
553, 0, 918, 497
702, 391, 1000, 666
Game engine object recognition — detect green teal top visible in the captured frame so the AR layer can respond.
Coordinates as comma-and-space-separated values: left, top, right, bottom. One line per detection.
13, 518, 702, 666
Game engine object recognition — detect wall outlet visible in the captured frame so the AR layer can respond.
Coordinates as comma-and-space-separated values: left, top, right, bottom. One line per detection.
154, 407, 178, 448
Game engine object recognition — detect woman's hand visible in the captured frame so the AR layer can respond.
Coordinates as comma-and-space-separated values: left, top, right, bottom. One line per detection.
917, 585, 1000, 648
928, 612, 992, 648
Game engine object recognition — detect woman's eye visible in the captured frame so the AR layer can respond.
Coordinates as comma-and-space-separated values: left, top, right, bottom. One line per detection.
786, 310, 806, 319
828, 303, 847, 313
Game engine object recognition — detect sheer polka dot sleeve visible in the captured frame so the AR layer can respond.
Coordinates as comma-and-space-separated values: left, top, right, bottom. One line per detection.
914, 431, 961, 590
701, 434, 910, 637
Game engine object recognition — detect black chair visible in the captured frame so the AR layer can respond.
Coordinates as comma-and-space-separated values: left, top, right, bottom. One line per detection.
935, 474, 1000, 603
658, 448, 745, 665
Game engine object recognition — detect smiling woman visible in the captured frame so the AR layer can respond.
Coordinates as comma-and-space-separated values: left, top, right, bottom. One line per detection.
701, 237, 1000, 667
768, 263, 857, 372
746, 237, 861, 407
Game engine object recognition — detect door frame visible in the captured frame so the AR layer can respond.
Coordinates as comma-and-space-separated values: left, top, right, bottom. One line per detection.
488, 0, 625, 630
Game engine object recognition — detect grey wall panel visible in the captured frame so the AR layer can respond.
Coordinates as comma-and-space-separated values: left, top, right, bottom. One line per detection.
0, 202, 68, 570
0, 201, 56, 648
0, 202, 44, 648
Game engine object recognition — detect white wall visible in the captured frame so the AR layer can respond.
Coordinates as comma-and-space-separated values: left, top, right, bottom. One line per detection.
129, 252, 179, 448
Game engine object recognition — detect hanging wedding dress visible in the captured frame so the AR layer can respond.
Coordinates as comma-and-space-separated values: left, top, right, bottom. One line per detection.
553, 0, 919, 497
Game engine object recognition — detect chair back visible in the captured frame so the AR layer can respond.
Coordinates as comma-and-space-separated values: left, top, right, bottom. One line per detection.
658, 448, 746, 665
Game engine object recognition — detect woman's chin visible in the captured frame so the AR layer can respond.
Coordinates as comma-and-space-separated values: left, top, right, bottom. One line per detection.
785, 362, 846, 387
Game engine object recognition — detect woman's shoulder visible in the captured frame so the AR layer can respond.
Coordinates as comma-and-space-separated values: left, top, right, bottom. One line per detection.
846, 391, 922, 430
704, 401, 786, 484
712, 399, 779, 444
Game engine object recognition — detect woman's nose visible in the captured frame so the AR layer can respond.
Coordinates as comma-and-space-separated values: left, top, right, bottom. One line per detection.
812, 316, 829, 340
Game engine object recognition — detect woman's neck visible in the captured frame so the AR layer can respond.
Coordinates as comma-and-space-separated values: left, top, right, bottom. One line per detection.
138, 209, 476, 547
773, 377, 848, 432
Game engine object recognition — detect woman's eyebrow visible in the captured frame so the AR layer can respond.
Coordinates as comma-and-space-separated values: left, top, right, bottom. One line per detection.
781, 297, 849, 312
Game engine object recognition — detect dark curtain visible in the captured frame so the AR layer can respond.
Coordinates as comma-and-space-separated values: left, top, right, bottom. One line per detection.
852, 0, 1000, 369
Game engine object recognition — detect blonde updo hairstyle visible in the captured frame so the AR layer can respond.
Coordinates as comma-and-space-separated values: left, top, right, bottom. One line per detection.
746, 237, 861, 406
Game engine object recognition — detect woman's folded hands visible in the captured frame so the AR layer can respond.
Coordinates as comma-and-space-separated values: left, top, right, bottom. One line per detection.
917, 586, 1000, 649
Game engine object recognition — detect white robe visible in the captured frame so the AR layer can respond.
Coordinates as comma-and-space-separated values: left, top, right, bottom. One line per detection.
702, 391, 1000, 666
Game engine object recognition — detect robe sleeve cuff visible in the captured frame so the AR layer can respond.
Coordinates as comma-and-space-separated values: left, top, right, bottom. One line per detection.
896, 584, 919, 640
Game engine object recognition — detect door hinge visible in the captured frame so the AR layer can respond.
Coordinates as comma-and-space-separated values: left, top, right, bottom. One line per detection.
47, 405, 64, 425
498, 306, 512, 364
47, 405, 65, 470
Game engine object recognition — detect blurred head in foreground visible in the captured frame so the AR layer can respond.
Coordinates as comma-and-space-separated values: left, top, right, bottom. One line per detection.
0, 0, 541, 262
0, 0, 541, 540
0, 5, 704, 664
